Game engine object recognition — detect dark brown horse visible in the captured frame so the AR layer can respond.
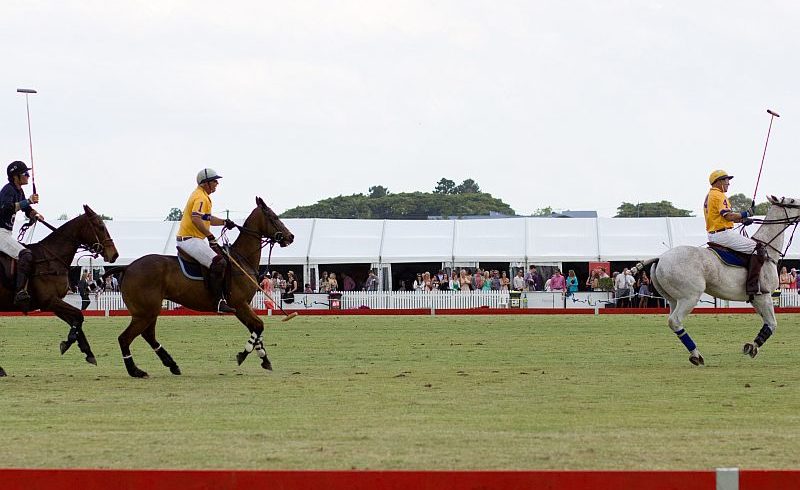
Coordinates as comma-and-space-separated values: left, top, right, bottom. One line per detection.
118, 197, 294, 378
0, 206, 119, 377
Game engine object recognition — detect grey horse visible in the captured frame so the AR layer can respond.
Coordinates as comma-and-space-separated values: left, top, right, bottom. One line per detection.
632, 195, 800, 366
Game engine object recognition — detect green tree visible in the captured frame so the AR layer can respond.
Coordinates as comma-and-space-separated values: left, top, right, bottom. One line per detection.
728, 193, 769, 215
57, 213, 69, 220
455, 178, 480, 194
281, 191, 515, 219
433, 178, 456, 195
615, 201, 693, 218
165, 207, 183, 221
368, 185, 389, 199
531, 206, 553, 217
98, 214, 113, 221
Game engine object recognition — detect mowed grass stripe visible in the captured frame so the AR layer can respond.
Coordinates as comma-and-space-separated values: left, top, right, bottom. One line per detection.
0, 314, 798, 469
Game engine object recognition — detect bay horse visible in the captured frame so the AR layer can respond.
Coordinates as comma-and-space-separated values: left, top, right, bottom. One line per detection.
632, 195, 800, 366
118, 197, 294, 378
0, 206, 119, 377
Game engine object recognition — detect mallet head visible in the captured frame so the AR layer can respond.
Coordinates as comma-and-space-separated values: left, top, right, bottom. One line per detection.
17, 88, 37, 94
767, 109, 780, 117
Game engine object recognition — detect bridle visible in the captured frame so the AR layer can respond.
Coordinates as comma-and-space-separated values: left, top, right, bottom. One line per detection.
748, 200, 800, 258
219, 207, 287, 274
18, 214, 115, 260
81, 215, 115, 258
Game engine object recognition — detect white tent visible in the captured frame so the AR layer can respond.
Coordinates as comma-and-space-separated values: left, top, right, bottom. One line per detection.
14, 215, 799, 267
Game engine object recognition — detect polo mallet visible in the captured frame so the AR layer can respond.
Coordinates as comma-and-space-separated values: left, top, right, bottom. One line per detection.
17, 88, 38, 195
752, 109, 780, 208
223, 250, 298, 321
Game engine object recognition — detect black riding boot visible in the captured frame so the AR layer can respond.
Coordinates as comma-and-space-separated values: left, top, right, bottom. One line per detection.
746, 244, 768, 297
14, 249, 34, 309
210, 255, 236, 314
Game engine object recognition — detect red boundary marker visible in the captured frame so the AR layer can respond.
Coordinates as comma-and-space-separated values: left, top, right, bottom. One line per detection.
3, 307, 800, 317
2, 469, 799, 489
0, 469, 717, 490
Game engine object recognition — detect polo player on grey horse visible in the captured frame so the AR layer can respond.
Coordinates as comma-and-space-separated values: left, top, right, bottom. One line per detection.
704, 169, 767, 297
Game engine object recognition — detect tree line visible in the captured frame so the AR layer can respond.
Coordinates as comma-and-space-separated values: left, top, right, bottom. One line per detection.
158, 185, 770, 221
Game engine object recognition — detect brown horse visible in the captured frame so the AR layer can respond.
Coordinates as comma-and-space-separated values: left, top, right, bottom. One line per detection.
0, 206, 119, 377
118, 197, 294, 378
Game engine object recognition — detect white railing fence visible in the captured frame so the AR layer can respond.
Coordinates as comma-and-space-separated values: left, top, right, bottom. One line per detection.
69, 289, 800, 312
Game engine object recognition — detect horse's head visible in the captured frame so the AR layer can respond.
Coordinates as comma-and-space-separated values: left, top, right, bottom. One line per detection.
78, 205, 119, 263
249, 197, 294, 247
766, 195, 800, 220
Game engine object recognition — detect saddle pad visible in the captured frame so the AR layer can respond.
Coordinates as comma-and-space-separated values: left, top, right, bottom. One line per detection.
708, 247, 747, 268
176, 255, 204, 281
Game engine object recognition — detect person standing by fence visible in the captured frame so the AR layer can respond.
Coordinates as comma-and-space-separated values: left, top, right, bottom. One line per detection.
78, 271, 91, 311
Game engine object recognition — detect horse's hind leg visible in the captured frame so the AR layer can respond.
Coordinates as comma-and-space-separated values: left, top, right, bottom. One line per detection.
667, 295, 705, 366
743, 294, 778, 358
141, 320, 181, 375
118, 315, 156, 378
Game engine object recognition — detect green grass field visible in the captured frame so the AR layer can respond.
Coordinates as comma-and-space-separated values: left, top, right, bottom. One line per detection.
0, 313, 798, 470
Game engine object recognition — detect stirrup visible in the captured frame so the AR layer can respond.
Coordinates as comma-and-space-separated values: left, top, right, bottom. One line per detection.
217, 299, 236, 314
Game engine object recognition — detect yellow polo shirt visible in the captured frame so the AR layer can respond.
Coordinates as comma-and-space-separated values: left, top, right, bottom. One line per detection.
177, 186, 212, 239
703, 187, 734, 233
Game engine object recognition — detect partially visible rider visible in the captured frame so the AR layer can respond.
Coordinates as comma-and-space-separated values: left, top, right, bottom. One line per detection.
0, 161, 44, 308
175, 168, 238, 314
704, 169, 766, 296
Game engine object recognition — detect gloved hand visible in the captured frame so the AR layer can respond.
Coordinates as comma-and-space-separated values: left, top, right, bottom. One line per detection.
224, 219, 237, 230
740, 210, 750, 220
742, 217, 754, 226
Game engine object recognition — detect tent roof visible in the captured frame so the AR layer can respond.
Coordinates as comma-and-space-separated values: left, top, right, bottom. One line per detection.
15, 215, 797, 267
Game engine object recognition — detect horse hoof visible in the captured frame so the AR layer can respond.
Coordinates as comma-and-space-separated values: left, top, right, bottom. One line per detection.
126, 367, 149, 378
743, 343, 759, 358
85, 356, 97, 366
169, 366, 182, 375
60, 341, 69, 355
689, 355, 705, 366
261, 358, 273, 371
236, 351, 248, 366
0, 367, 7, 377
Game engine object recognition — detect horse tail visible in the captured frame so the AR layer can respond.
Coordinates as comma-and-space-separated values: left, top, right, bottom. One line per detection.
630, 258, 659, 276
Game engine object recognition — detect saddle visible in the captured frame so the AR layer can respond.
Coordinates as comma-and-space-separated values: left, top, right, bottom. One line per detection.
175, 248, 232, 296
175, 250, 205, 281
706, 242, 751, 268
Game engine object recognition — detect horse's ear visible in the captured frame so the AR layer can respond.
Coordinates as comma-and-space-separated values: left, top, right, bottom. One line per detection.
256, 197, 265, 207
83, 205, 96, 216
768, 195, 779, 204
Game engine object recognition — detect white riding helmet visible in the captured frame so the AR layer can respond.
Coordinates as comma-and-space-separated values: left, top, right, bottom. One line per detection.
197, 168, 222, 185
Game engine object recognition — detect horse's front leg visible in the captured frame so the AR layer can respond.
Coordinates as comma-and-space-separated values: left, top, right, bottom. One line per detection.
743, 294, 778, 358
45, 297, 96, 365
234, 305, 271, 370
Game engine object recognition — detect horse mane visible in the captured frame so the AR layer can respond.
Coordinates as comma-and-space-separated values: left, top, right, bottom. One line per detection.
37, 213, 88, 247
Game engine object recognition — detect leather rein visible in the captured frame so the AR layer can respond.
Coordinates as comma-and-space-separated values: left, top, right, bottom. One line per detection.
747, 201, 800, 258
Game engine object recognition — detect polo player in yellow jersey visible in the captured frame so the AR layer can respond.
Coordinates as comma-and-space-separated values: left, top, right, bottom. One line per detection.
704, 169, 767, 296
176, 168, 237, 314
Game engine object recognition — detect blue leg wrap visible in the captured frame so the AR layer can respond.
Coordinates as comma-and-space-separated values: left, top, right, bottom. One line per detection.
754, 324, 773, 347
675, 328, 697, 352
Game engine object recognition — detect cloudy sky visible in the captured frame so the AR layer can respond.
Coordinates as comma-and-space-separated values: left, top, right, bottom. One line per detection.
1, 1, 798, 221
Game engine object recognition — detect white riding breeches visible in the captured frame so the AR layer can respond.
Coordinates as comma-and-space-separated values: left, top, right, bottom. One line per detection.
0, 228, 26, 258
708, 229, 757, 253
176, 237, 217, 267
